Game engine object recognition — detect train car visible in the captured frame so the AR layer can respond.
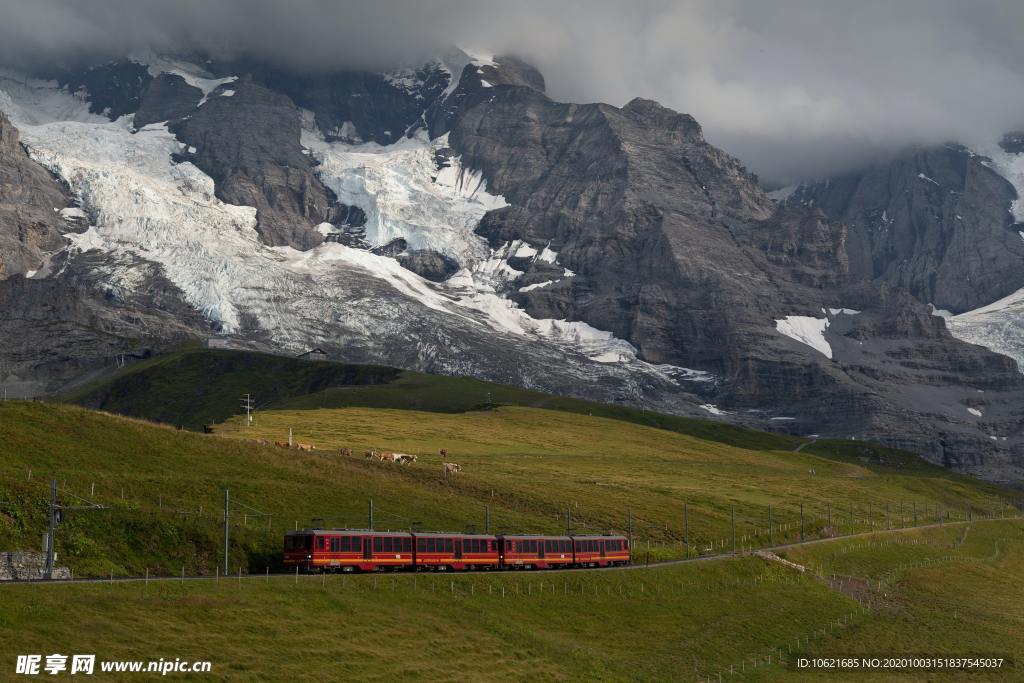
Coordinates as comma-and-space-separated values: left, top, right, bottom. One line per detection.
572, 534, 630, 567
498, 534, 573, 569
283, 529, 414, 572
413, 532, 499, 571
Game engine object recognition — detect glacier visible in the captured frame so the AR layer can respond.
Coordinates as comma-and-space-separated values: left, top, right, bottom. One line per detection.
0, 65, 715, 404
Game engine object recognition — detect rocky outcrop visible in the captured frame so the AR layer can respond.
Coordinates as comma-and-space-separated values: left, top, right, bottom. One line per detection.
209, 59, 450, 145
785, 145, 1024, 313
0, 111, 72, 279
398, 249, 459, 281
0, 250, 211, 395
58, 61, 152, 121
170, 79, 336, 250
427, 55, 545, 139
133, 73, 203, 128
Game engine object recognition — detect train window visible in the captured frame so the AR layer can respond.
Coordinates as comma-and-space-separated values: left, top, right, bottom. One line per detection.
374, 537, 383, 553
329, 538, 337, 552
317, 537, 325, 550
417, 538, 426, 552
352, 537, 361, 552
427, 538, 436, 553
340, 537, 348, 552
403, 538, 411, 552
445, 539, 453, 553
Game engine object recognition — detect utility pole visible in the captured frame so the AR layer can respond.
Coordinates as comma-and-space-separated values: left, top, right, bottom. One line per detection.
566, 506, 572, 535
368, 498, 374, 530
43, 480, 104, 580
800, 503, 804, 542
684, 503, 689, 559
240, 394, 254, 426
485, 505, 490, 534
44, 480, 57, 580
223, 489, 230, 575
731, 504, 736, 554
768, 504, 773, 546
627, 509, 633, 551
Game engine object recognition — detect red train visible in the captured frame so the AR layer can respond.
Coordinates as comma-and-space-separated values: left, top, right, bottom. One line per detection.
283, 529, 630, 572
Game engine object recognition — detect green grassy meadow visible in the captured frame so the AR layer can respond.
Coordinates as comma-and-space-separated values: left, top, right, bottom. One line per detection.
2, 360, 1023, 681
0, 521, 1020, 681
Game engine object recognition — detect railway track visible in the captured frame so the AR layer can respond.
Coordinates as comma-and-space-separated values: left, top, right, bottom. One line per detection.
3, 516, 1018, 587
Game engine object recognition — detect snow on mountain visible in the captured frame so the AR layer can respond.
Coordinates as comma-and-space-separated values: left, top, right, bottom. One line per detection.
303, 128, 504, 266
939, 134, 1024, 370
775, 315, 831, 359
0, 69, 710, 389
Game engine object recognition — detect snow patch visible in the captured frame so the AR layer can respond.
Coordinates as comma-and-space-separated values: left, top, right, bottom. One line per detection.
775, 315, 832, 359
59, 207, 87, 221
699, 404, 729, 416
967, 407, 983, 417
519, 279, 559, 293
827, 307, 860, 316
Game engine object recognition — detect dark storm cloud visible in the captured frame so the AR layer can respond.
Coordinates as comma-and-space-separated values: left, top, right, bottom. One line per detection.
4, 0, 1024, 183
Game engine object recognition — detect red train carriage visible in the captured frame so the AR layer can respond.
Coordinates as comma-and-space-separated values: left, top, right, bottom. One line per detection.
413, 532, 499, 571
284, 529, 414, 572
284, 530, 631, 572
498, 535, 573, 569
572, 534, 630, 567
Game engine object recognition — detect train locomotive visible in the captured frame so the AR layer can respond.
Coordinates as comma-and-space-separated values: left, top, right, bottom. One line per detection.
283, 529, 630, 572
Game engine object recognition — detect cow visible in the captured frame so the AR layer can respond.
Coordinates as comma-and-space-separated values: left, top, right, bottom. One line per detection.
338, 447, 352, 457
439, 448, 448, 460
364, 449, 377, 459
394, 453, 418, 465
379, 452, 399, 463
295, 442, 315, 452
274, 440, 290, 448
252, 438, 269, 447
444, 462, 462, 476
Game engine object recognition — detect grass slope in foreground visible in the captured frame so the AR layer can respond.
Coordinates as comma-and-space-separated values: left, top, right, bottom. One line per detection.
1, 522, 1021, 681
0, 401, 1015, 578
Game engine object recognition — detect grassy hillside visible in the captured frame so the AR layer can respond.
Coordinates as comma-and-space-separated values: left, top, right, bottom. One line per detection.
0, 401, 1015, 580
62, 346, 809, 451
1, 521, 1020, 681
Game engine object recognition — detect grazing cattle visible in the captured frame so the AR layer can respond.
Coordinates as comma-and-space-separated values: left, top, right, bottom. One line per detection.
295, 442, 315, 452
364, 449, 376, 459
444, 462, 462, 476
439, 448, 448, 460
338, 447, 352, 457
274, 440, 290, 448
394, 453, 418, 465
253, 439, 269, 447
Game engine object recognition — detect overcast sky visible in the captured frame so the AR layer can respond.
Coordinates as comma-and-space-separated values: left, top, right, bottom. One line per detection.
4, 0, 1024, 183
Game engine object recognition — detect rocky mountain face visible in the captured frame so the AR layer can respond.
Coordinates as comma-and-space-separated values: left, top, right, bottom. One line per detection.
1, 52, 1023, 484
786, 144, 1024, 313
169, 78, 337, 250
0, 111, 73, 279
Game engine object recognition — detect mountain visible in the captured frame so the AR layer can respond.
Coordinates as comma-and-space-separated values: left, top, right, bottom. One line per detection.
0, 52, 1022, 484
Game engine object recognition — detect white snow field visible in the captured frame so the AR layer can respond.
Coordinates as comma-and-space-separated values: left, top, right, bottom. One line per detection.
0, 65, 711, 388
775, 315, 832, 359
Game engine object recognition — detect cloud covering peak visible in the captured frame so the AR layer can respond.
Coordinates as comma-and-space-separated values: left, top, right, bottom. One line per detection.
4, 0, 1024, 183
